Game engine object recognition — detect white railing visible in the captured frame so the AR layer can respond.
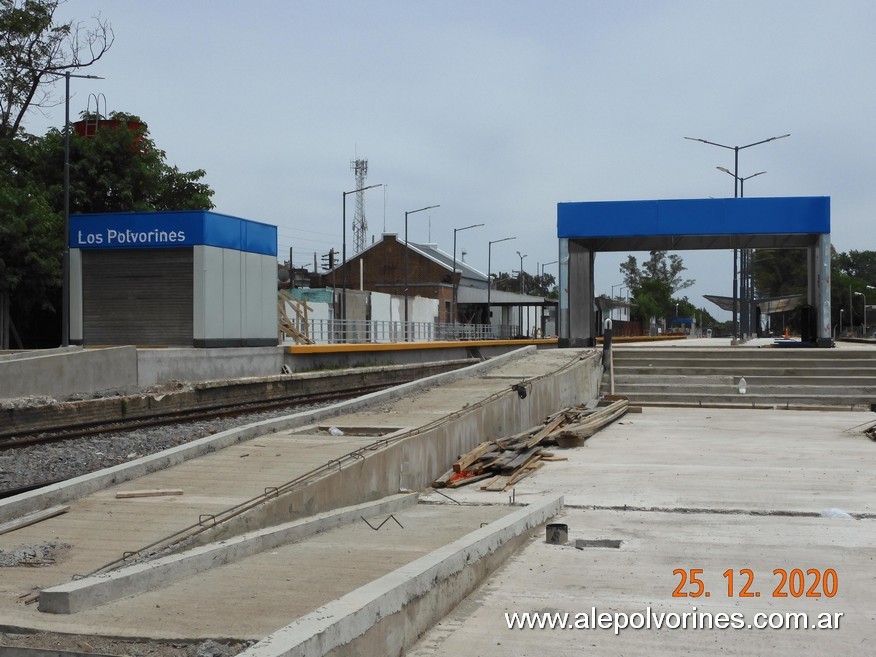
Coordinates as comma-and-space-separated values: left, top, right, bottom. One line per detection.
298, 320, 521, 344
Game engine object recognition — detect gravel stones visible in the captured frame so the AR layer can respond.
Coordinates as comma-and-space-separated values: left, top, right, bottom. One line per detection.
0, 403, 329, 491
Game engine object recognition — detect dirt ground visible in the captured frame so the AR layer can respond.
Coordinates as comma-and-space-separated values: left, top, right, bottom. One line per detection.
0, 630, 253, 657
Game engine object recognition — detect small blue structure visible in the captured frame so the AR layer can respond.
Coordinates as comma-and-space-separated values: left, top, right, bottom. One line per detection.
70, 211, 278, 347
556, 197, 831, 346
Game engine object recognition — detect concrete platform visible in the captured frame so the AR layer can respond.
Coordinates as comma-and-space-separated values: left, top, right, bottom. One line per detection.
411, 407, 876, 655
0, 347, 597, 645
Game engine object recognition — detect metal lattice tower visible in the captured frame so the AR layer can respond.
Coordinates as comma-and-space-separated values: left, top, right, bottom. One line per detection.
351, 158, 368, 253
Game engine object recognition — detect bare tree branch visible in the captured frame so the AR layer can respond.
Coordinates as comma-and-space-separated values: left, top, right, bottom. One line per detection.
0, 0, 113, 139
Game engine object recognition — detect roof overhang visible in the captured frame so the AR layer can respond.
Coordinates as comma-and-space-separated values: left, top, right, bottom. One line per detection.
558, 197, 829, 251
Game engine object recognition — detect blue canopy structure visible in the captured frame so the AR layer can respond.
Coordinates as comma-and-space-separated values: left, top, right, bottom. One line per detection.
556, 197, 831, 346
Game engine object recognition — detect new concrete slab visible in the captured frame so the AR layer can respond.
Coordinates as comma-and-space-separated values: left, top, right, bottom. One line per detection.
410, 407, 876, 655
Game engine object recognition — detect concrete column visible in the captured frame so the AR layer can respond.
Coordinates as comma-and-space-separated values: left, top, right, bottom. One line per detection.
70, 248, 84, 343
558, 238, 569, 342
567, 240, 595, 347
816, 233, 832, 345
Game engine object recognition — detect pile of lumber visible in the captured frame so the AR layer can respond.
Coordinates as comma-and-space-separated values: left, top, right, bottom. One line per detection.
433, 397, 630, 492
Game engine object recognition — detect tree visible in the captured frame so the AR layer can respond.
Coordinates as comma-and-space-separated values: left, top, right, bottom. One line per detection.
2, 112, 214, 347
620, 251, 694, 325
753, 249, 808, 299
491, 270, 555, 297
1, 0, 112, 346
0, 0, 113, 139
34, 112, 214, 213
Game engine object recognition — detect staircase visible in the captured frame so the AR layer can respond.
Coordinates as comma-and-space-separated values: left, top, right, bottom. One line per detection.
602, 346, 876, 409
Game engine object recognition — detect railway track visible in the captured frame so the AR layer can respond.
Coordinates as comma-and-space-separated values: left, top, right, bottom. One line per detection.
0, 359, 475, 447
0, 382, 390, 449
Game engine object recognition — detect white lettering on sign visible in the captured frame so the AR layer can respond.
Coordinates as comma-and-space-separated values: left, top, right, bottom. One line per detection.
76, 228, 187, 246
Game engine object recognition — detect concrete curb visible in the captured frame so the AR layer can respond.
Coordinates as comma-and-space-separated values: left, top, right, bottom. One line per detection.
39, 493, 419, 614
0, 347, 535, 525
238, 495, 564, 657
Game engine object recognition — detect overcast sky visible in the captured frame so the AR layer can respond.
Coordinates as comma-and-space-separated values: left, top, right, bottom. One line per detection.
27, 1, 876, 319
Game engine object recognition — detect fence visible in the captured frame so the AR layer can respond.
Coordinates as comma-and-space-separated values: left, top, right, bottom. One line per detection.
298, 320, 521, 345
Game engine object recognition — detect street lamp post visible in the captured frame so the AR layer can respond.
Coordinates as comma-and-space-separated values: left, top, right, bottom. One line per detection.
487, 237, 516, 334
452, 223, 484, 327
404, 204, 439, 341
516, 251, 527, 336
540, 260, 558, 336
854, 291, 866, 337
342, 183, 383, 338
716, 167, 766, 340
839, 308, 844, 337
867, 285, 876, 336
685, 133, 789, 345
57, 70, 105, 347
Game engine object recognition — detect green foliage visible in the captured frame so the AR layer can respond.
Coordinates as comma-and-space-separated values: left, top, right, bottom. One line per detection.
492, 270, 555, 297
619, 251, 694, 324
753, 248, 876, 332
753, 249, 808, 299
34, 112, 214, 213
620, 251, 694, 295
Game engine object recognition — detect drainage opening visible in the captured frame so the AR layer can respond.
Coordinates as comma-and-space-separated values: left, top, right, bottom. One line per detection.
574, 538, 623, 549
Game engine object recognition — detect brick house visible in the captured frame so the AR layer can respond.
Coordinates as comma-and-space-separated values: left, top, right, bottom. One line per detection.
312, 233, 462, 323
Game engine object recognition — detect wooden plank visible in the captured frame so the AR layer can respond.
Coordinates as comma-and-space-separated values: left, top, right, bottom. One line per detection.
482, 475, 513, 491
446, 472, 494, 488
506, 460, 544, 488
525, 412, 569, 448
500, 447, 542, 474
0, 505, 70, 537
552, 399, 629, 440
115, 489, 184, 499
540, 455, 568, 462
432, 468, 455, 488
452, 441, 496, 473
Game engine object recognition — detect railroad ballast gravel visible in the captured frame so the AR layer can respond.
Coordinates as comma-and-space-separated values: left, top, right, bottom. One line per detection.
0, 403, 330, 491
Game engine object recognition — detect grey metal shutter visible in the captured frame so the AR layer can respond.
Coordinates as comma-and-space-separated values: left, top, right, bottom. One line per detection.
82, 249, 193, 346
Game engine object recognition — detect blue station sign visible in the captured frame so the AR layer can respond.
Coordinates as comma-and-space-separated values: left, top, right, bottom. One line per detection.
71, 210, 277, 257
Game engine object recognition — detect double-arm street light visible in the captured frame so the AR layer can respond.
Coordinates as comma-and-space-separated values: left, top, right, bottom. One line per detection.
685, 133, 789, 344
342, 183, 383, 330
716, 167, 766, 339
404, 204, 440, 341
452, 223, 484, 325
36, 69, 104, 346
487, 237, 516, 318
516, 251, 528, 337
516, 251, 528, 294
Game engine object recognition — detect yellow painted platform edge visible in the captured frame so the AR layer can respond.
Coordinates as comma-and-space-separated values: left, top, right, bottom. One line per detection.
286, 338, 558, 354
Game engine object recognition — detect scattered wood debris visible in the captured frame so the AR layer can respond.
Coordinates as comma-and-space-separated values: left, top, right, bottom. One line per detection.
115, 489, 184, 499
432, 398, 633, 492
0, 505, 70, 537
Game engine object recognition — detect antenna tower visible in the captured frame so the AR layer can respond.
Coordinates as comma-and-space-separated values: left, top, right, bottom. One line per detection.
351, 158, 368, 253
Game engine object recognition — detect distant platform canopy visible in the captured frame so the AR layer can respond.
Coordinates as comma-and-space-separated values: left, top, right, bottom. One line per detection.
704, 293, 806, 314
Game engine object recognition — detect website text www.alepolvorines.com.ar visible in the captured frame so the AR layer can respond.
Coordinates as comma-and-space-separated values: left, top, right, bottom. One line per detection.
504, 607, 844, 635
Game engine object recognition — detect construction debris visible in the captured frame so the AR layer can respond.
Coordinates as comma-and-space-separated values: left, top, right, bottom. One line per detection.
432, 398, 632, 492
115, 489, 184, 499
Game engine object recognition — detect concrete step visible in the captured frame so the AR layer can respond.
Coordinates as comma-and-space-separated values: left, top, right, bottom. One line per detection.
602, 347, 876, 407
620, 391, 870, 409
612, 347, 876, 360
608, 374, 876, 387
612, 365, 876, 376
607, 381, 876, 396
